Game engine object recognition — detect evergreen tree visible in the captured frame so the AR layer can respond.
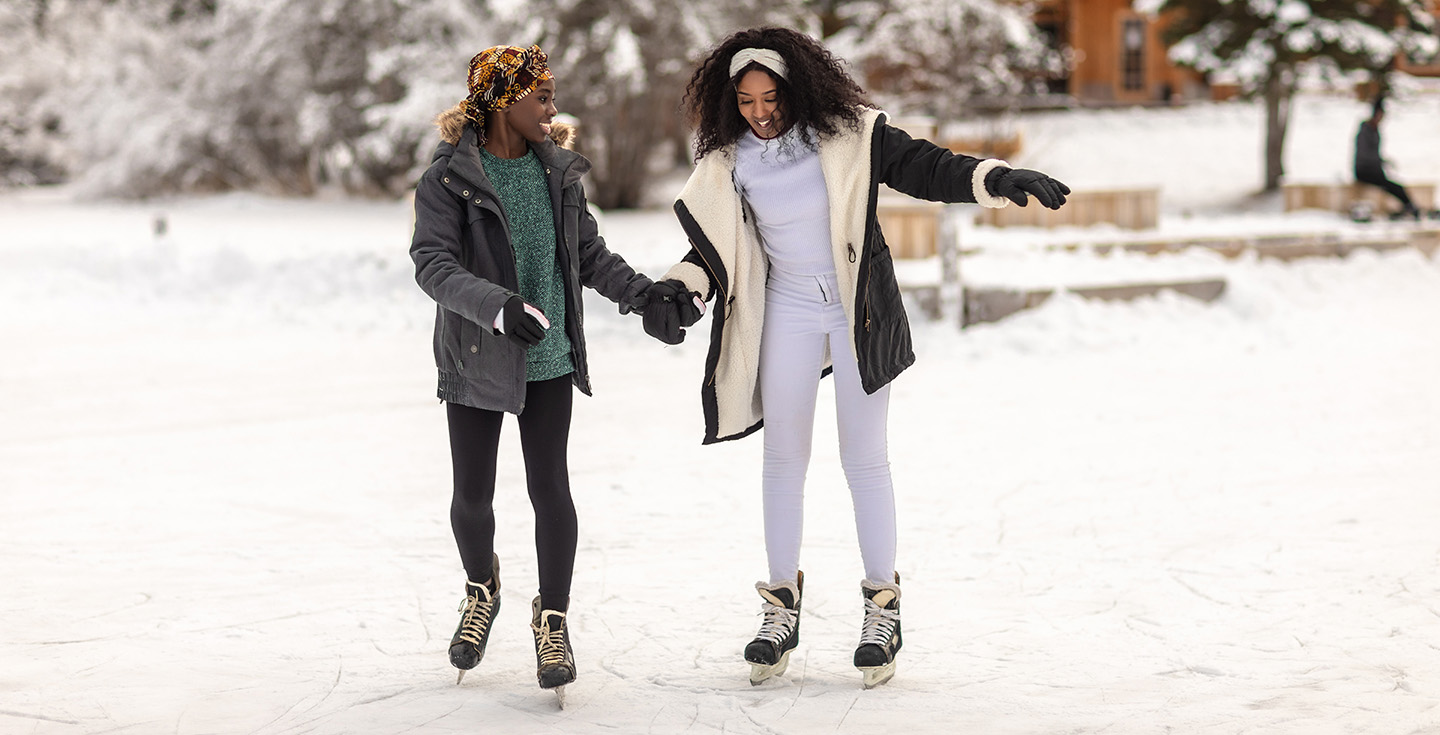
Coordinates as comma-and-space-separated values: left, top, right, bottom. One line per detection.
1148, 0, 1437, 191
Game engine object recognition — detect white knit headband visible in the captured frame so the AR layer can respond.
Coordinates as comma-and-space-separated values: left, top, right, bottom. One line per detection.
729, 48, 788, 81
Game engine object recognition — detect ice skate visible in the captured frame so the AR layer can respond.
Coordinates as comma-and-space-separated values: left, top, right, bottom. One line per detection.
854, 574, 901, 689
450, 554, 501, 684
531, 597, 575, 707
744, 571, 803, 685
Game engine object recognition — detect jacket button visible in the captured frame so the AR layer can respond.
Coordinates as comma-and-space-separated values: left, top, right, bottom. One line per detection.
470, 345, 478, 353
462, 189, 470, 197
474, 199, 481, 205
443, 177, 451, 183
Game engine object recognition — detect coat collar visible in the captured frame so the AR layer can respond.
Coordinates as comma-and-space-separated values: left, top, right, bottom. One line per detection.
435, 124, 592, 194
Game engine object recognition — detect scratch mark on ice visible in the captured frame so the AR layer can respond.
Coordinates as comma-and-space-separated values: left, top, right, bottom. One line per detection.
0, 710, 81, 725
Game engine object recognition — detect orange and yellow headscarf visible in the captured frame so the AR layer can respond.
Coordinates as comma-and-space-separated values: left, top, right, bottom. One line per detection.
460, 44, 553, 141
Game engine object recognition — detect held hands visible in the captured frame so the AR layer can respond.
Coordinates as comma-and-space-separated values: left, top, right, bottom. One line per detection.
498, 295, 549, 348
991, 168, 1071, 210
642, 280, 704, 345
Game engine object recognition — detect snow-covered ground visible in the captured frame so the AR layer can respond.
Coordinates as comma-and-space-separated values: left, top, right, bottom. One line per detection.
3, 93, 1440, 734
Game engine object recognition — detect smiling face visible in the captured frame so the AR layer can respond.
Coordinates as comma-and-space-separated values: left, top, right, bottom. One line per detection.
735, 69, 784, 139
501, 78, 558, 144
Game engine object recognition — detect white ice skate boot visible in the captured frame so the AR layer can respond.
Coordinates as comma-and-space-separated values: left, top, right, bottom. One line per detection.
854, 574, 901, 689
744, 571, 803, 685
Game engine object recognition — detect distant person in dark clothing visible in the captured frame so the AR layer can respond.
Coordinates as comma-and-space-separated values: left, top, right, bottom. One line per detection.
1354, 97, 1420, 220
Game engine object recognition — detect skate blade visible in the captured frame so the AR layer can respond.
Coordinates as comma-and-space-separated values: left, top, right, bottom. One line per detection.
748, 650, 791, 685
553, 685, 566, 709
456, 669, 466, 685
859, 660, 896, 689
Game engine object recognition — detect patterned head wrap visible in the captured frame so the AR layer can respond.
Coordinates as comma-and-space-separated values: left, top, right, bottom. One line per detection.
460, 44, 553, 139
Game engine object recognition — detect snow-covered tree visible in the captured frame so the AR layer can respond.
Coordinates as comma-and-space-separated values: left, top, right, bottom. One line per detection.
19, 0, 495, 198
3, 0, 1067, 204
833, 0, 1060, 120
502, 0, 739, 208
1143, 0, 1439, 191
0, 1, 69, 186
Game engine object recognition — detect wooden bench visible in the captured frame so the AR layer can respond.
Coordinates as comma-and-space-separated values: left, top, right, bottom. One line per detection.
1283, 181, 1436, 214
876, 197, 944, 258
944, 131, 1024, 160
976, 187, 1160, 230
962, 278, 1227, 327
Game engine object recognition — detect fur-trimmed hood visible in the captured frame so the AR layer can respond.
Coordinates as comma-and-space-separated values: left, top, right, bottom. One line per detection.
434, 101, 576, 149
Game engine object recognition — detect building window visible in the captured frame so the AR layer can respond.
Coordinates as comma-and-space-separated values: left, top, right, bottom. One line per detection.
1122, 18, 1145, 92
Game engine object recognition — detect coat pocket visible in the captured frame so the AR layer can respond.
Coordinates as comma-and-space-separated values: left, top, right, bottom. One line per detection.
455, 317, 488, 377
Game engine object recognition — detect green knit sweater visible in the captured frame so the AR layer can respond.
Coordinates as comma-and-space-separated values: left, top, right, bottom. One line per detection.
480, 148, 574, 382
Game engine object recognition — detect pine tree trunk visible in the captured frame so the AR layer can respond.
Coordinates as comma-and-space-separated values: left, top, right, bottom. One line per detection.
1262, 62, 1294, 192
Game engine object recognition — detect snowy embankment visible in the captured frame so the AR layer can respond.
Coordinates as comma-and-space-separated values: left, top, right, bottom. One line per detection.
3, 92, 1440, 734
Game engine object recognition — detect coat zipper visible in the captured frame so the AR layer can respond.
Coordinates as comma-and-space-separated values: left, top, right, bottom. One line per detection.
691, 244, 728, 387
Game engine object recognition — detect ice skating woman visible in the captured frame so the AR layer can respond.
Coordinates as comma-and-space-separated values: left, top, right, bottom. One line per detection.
649, 28, 1069, 688
409, 44, 674, 698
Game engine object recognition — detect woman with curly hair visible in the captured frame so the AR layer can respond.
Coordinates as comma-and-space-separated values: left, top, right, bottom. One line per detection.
648, 27, 1069, 688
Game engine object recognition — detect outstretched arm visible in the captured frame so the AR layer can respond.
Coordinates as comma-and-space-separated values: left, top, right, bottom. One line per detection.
875, 123, 1069, 210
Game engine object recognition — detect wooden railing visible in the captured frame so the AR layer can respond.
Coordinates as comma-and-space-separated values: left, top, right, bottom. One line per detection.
1283, 182, 1436, 213
976, 188, 1160, 230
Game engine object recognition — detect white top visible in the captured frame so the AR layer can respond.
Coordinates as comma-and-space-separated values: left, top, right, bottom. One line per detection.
733, 126, 834, 277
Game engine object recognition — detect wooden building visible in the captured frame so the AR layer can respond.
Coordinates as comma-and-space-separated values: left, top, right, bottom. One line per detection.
1035, 0, 1439, 105
1034, 0, 1203, 105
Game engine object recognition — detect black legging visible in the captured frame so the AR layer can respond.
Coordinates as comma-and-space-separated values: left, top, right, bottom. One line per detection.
446, 374, 577, 612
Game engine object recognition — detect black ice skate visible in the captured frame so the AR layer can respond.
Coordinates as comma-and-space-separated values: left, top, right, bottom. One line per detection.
854, 574, 902, 689
530, 597, 576, 707
744, 571, 803, 685
449, 554, 500, 685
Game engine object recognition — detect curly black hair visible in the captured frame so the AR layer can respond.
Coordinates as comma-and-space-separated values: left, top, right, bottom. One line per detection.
684, 27, 874, 161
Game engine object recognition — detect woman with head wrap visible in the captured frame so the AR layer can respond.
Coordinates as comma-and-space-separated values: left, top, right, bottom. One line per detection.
409, 43, 683, 699
649, 27, 1070, 689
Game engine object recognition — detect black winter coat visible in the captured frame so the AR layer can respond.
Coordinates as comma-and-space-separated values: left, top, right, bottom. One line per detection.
1354, 120, 1386, 181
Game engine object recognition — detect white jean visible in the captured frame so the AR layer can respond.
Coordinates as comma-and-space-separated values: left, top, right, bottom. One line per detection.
760, 269, 896, 585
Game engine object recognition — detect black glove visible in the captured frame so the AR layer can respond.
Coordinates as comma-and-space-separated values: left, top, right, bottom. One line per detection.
641, 281, 686, 345
500, 295, 547, 348
668, 280, 704, 328
989, 168, 1071, 210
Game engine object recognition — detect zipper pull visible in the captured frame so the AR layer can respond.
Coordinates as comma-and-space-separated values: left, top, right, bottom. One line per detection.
847, 243, 856, 263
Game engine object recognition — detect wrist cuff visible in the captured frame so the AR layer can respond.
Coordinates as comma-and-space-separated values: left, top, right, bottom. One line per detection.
973, 158, 1012, 209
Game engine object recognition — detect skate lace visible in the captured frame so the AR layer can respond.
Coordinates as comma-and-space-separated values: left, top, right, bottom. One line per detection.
859, 597, 900, 647
755, 603, 798, 646
534, 616, 569, 668
455, 591, 495, 647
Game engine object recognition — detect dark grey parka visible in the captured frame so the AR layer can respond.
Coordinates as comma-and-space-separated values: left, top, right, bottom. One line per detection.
410, 109, 652, 413
660, 108, 1012, 444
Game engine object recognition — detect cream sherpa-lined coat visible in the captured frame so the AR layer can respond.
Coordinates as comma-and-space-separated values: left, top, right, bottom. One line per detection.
662, 108, 1010, 444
